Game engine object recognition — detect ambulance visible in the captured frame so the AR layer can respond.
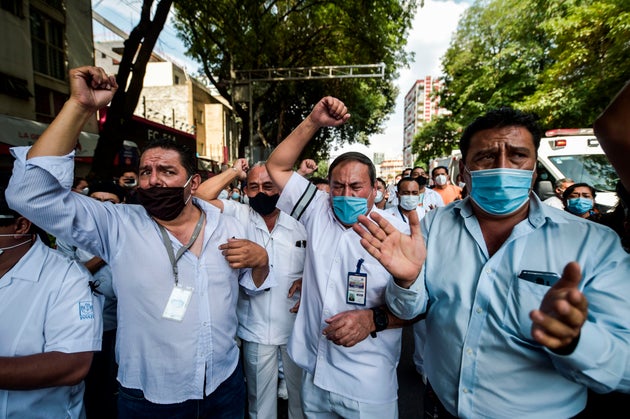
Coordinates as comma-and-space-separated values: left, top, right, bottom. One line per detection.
535, 128, 618, 211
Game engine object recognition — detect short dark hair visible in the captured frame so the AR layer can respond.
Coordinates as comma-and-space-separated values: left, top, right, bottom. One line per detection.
310, 177, 329, 186
563, 183, 596, 201
431, 166, 449, 177
397, 176, 421, 191
141, 137, 196, 177
376, 177, 387, 189
459, 107, 542, 161
328, 152, 376, 187
89, 180, 126, 202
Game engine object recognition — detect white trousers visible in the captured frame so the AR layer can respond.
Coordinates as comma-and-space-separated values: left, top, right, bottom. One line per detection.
301, 371, 399, 419
242, 341, 304, 419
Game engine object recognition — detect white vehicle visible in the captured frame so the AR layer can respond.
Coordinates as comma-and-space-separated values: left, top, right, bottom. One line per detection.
535, 128, 618, 211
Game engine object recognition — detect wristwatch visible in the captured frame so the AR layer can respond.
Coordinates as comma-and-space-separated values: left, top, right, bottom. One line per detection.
370, 306, 389, 338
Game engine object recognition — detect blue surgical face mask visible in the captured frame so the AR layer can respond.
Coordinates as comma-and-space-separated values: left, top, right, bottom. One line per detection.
332, 196, 368, 225
566, 197, 593, 215
374, 190, 384, 204
231, 192, 241, 200
399, 195, 419, 211
468, 167, 534, 215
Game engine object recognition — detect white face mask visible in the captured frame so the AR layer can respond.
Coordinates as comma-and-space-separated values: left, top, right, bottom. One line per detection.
374, 190, 384, 204
435, 175, 448, 186
0, 234, 33, 255
399, 195, 420, 211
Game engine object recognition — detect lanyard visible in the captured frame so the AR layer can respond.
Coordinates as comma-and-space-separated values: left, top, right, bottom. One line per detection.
158, 210, 206, 286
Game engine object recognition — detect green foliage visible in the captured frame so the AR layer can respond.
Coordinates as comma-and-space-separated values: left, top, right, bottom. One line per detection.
434, 0, 630, 139
412, 115, 462, 166
173, 0, 418, 161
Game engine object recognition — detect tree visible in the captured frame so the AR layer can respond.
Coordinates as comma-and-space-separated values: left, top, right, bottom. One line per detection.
414, 0, 630, 162
411, 115, 462, 166
522, 0, 630, 127
173, 0, 418, 162
90, 0, 173, 181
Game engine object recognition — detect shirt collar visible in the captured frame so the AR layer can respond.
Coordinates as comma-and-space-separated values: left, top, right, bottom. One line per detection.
454, 194, 567, 228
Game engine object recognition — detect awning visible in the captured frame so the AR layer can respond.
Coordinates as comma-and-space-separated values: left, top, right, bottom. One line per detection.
0, 114, 98, 158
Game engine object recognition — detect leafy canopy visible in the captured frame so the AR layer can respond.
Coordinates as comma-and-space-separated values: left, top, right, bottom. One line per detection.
413, 0, 630, 166
173, 0, 418, 162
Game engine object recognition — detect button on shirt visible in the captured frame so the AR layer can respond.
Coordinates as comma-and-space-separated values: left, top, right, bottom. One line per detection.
7, 147, 263, 404
0, 239, 102, 418
386, 196, 630, 418
277, 173, 409, 404
222, 199, 306, 344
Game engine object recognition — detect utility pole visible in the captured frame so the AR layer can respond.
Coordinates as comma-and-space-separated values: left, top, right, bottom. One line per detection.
232, 63, 385, 161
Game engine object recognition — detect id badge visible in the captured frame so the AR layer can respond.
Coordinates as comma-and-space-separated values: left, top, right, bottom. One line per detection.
346, 272, 367, 306
162, 285, 194, 321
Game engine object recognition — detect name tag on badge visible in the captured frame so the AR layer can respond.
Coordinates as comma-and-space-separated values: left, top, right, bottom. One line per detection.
162, 285, 194, 321
346, 272, 367, 306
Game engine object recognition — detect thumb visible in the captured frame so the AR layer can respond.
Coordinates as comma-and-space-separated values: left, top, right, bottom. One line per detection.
554, 261, 582, 290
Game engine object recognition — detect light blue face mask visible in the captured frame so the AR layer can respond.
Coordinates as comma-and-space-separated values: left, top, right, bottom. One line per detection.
468, 167, 534, 215
332, 196, 368, 225
374, 190, 384, 204
566, 197, 593, 215
399, 195, 420, 211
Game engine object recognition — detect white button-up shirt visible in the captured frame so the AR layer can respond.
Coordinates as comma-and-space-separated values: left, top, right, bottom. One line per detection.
277, 173, 408, 404
0, 239, 102, 418
7, 147, 263, 404
222, 199, 306, 344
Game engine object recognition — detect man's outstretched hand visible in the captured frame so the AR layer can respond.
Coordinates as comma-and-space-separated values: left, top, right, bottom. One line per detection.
353, 210, 425, 288
530, 262, 588, 353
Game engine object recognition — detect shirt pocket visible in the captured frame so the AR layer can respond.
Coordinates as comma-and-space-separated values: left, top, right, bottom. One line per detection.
502, 275, 550, 341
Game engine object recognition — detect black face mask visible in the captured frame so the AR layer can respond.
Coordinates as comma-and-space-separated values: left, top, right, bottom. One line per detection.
248, 192, 280, 216
137, 178, 192, 221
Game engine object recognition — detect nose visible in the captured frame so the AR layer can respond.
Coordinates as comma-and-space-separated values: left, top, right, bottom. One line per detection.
148, 171, 161, 187
495, 143, 508, 168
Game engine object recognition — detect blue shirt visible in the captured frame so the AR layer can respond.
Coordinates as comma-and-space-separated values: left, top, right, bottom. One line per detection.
7, 147, 257, 404
386, 195, 630, 418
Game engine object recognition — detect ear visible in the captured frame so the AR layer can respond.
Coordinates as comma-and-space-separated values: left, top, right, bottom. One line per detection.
14, 216, 32, 235
189, 173, 202, 192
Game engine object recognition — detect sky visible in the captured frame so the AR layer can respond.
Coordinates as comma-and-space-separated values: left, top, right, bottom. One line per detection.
92, 0, 471, 159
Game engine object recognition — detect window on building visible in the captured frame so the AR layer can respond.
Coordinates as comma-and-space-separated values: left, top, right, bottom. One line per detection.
174, 75, 180, 85
0, 72, 31, 99
1, 0, 24, 17
35, 84, 66, 123
30, 7, 65, 80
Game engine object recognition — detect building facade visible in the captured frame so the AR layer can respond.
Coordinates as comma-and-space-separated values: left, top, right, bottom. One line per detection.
402, 76, 444, 167
0, 0, 98, 172
96, 40, 240, 168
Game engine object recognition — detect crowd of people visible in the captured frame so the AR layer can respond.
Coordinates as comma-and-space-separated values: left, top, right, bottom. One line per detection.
1, 65, 630, 419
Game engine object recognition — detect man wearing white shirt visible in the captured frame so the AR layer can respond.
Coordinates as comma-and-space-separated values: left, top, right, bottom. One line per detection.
416, 175, 444, 212
0, 191, 101, 418
542, 178, 574, 209
196, 160, 306, 419
266, 97, 416, 418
